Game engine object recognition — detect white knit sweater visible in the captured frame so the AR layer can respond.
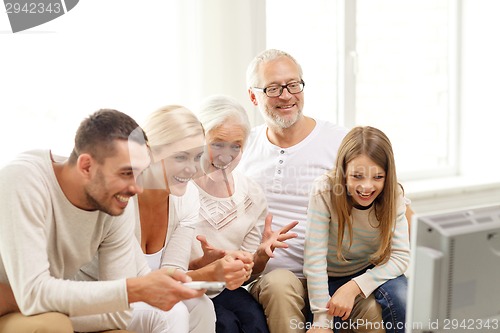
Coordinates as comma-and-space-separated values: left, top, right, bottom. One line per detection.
0, 150, 145, 331
303, 174, 410, 327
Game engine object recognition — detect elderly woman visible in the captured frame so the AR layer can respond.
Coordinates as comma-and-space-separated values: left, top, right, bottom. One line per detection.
189, 95, 297, 333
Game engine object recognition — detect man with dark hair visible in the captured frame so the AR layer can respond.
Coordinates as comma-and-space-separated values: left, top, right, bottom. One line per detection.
0, 109, 204, 333
68, 109, 149, 164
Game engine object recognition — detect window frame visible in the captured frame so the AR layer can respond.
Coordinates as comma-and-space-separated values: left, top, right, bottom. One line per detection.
336, 0, 462, 182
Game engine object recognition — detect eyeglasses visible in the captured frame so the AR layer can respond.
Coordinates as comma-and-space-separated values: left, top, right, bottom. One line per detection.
253, 80, 305, 97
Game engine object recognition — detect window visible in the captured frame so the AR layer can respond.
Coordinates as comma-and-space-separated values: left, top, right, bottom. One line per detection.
266, 0, 459, 181
266, 0, 339, 123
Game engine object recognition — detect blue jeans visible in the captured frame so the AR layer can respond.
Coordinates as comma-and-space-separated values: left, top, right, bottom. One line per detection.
373, 274, 407, 333
212, 287, 270, 333
328, 268, 407, 333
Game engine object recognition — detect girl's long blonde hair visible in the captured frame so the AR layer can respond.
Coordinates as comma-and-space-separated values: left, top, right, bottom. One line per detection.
328, 126, 398, 265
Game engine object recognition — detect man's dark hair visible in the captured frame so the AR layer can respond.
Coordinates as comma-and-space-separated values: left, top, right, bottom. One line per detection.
68, 109, 148, 164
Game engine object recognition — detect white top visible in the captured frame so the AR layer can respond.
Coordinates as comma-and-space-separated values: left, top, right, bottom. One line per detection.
0, 150, 145, 331
191, 170, 267, 259
145, 248, 163, 270
238, 119, 348, 278
76, 168, 201, 330
79, 183, 200, 275
304, 174, 410, 327
134, 181, 200, 272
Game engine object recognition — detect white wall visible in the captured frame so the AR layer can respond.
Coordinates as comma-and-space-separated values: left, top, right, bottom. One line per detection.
0, 0, 265, 163
194, 0, 265, 125
1, 0, 499, 215
460, 0, 500, 176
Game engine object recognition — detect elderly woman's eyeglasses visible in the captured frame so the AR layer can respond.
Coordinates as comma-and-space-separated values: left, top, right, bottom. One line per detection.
252, 81, 305, 98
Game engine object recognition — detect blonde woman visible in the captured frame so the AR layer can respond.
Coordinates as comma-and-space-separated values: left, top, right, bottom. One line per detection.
129, 105, 214, 333
135, 105, 256, 333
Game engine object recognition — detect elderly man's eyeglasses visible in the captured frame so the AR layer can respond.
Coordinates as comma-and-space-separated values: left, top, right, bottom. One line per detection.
253, 81, 305, 98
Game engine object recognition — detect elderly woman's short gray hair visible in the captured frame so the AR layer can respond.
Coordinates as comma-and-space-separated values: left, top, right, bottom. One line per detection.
196, 95, 251, 145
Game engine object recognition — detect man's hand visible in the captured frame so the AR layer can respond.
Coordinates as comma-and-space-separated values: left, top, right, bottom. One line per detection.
127, 268, 205, 311
189, 235, 226, 270
0, 282, 19, 316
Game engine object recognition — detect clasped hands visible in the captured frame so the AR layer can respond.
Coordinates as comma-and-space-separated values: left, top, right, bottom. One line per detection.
191, 213, 298, 290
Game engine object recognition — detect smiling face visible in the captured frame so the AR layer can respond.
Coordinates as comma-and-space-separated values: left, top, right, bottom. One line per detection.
250, 56, 304, 129
345, 154, 386, 208
202, 120, 245, 182
145, 134, 205, 197
84, 140, 151, 216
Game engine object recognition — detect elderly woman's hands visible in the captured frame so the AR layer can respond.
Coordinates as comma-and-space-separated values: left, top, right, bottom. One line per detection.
252, 213, 298, 275
214, 251, 254, 290
188, 235, 226, 270
188, 245, 254, 290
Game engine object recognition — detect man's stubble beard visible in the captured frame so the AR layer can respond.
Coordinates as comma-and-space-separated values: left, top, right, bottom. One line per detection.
264, 107, 303, 131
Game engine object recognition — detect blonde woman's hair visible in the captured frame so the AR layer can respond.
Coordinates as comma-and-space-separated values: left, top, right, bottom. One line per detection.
328, 126, 398, 265
142, 105, 204, 158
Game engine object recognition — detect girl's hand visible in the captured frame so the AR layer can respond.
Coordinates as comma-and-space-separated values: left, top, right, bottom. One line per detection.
326, 280, 361, 320
307, 327, 333, 333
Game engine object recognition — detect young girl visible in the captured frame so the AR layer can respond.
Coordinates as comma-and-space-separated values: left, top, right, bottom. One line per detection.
304, 126, 410, 333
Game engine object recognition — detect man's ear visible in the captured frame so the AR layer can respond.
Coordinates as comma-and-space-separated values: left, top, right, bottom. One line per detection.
77, 154, 93, 178
248, 88, 258, 106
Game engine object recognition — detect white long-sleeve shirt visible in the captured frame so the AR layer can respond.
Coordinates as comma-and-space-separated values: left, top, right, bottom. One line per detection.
239, 119, 348, 278
303, 174, 410, 327
135, 181, 200, 272
0, 150, 144, 331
